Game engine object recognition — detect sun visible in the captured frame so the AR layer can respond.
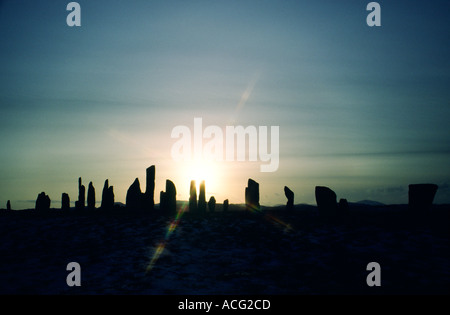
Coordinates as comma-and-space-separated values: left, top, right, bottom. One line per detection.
183, 159, 222, 196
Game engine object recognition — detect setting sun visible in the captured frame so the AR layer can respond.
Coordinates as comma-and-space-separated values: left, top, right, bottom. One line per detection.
180, 160, 223, 197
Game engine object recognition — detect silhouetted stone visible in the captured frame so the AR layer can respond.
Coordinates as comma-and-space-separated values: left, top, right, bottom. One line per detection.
223, 199, 229, 212
338, 198, 349, 214
245, 179, 260, 211
143, 165, 155, 211
126, 178, 143, 211
61, 193, 70, 211
189, 180, 197, 213
101, 180, 109, 209
160, 191, 166, 211
284, 186, 294, 210
87, 182, 96, 210
160, 180, 177, 215
409, 184, 438, 212
208, 196, 216, 212
36, 192, 51, 211
101, 180, 114, 211
315, 186, 338, 218
198, 180, 206, 213
107, 186, 114, 209
6, 200, 11, 211
75, 177, 85, 211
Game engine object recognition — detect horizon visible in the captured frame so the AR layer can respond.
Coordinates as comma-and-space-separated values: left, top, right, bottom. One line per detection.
1, 172, 447, 211
1, 1, 450, 209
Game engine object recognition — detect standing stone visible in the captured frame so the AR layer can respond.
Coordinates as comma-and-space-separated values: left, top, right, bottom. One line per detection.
126, 178, 143, 211
6, 200, 11, 211
143, 165, 155, 211
87, 182, 96, 211
36, 192, 51, 211
160, 191, 166, 212
100, 180, 114, 211
208, 196, 216, 212
160, 180, 177, 215
75, 177, 85, 211
61, 193, 70, 211
101, 180, 109, 209
107, 186, 114, 210
189, 180, 197, 213
101, 180, 115, 211
315, 186, 338, 218
284, 186, 294, 210
166, 180, 177, 215
198, 180, 206, 213
223, 199, 229, 212
245, 179, 260, 211
408, 184, 438, 212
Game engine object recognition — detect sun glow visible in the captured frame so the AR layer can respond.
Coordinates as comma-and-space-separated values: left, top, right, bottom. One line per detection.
183, 159, 222, 194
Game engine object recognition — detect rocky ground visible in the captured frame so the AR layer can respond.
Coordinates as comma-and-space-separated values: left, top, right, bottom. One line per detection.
0, 204, 449, 295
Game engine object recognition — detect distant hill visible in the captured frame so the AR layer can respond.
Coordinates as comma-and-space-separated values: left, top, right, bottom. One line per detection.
354, 200, 385, 206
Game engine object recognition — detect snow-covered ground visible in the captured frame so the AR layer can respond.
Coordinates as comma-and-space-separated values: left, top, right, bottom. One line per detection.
0, 205, 449, 294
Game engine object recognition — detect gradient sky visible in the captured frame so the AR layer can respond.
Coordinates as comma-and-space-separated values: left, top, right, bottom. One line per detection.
1, 0, 449, 209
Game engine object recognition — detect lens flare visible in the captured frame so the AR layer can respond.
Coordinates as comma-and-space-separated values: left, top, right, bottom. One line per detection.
265, 214, 293, 233
246, 203, 293, 232
146, 204, 187, 273
147, 203, 292, 273
146, 242, 166, 272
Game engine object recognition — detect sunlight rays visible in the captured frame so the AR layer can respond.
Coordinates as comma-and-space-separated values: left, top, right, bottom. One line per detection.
246, 202, 294, 233
264, 214, 293, 233
230, 71, 261, 124
146, 204, 187, 273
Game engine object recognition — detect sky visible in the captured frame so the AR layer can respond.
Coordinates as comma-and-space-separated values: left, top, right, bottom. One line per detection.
1, 0, 449, 209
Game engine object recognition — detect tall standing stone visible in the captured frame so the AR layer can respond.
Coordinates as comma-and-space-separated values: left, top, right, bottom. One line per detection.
223, 199, 229, 212
160, 180, 177, 215
408, 184, 438, 212
36, 192, 51, 211
160, 191, 166, 211
245, 179, 260, 211
126, 178, 143, 211
107, 186, 114, 210
198, 180, 206, 213
75, 177, 85, 211
284, 186, 294, 211
101, 179, 114, 211
101, 180, 109, 209
144, 165, 155, 211
189, 180, 197, 213
87, 181, 96, 210
315, 186, 338, 218
208, 196, 216, 212
6, 200, 11, 211
61, 193, 70, 211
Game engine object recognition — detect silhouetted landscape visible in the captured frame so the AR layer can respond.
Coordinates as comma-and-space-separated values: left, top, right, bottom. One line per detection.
0, 165, 448, 294
1, 0, 449, 299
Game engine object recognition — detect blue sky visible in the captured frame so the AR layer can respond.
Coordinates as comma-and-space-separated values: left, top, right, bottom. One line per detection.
1, 0, 449, 209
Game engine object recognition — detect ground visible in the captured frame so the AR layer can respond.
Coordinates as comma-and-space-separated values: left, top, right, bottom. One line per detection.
0, 204, 449, 294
